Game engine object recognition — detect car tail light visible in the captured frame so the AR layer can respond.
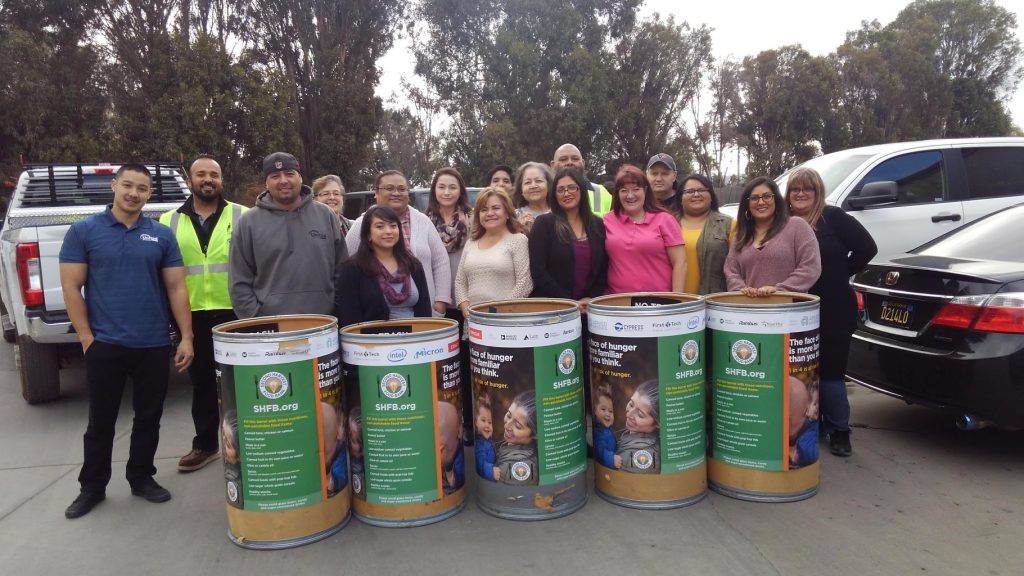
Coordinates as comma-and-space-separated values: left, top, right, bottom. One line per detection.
16, 243, 43, 307
855, 290, 864, 312
932, 293, 1024, 334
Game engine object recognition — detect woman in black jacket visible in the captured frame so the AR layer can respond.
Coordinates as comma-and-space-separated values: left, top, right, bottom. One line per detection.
528, 168, 608, 312
337, 206, 432, 327
787, 167, 877, 457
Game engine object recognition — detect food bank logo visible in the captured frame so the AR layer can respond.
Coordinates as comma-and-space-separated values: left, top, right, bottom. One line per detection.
632, 450, 654, 470
380, 372, 408, 399
680, 340, 699, 366
731, 340, 757, 365
258, 371, 289, 399
557, 349, 576, 374
511, 461, 532, 481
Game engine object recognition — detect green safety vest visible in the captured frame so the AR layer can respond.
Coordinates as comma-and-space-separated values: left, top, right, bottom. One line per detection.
159, 202, 245, 311
589, 182, 613, 216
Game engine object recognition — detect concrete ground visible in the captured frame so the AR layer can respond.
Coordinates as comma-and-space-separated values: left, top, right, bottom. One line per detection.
0, 341, 1020, 576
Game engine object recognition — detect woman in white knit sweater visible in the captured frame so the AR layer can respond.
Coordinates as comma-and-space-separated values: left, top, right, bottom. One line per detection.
455, 188, 533, 315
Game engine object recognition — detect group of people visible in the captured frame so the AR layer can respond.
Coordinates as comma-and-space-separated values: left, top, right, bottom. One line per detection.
58, 141, 876, 519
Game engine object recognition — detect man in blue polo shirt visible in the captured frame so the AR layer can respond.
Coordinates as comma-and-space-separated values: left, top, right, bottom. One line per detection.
59, 163, 195, 519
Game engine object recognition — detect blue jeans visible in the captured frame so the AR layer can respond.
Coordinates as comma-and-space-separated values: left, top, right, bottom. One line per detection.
820, 378, 850, 435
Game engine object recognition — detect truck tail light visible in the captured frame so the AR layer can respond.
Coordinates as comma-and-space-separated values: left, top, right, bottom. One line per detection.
16, 243, 43, 307
855, 290, 864, 312
932, 293, 1024, 334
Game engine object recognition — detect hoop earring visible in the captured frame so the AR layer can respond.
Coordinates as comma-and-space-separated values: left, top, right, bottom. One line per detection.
744, 209, 752, 220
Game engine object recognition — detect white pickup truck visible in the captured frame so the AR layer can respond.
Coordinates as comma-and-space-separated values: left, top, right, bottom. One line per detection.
0, 163, 190, 403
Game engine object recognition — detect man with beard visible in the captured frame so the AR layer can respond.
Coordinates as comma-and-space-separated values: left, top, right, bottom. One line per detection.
161, 155, 246, 472
230, 152, 347, 318
550, 143, 613, 215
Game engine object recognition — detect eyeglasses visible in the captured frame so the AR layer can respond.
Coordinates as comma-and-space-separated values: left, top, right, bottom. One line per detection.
788, 187, 816, 195
377, 185, 408, 194
316, 191, 343, 198
681, 188, 709, 196
556, 184, 580, 195
748, 193, 775, 203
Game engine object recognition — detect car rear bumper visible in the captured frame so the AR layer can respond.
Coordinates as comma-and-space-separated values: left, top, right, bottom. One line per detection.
847, 330, 1024, 428
23, 309, 76, 343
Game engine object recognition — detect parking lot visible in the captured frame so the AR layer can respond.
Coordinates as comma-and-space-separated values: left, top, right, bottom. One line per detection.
0, 340, 1020, 576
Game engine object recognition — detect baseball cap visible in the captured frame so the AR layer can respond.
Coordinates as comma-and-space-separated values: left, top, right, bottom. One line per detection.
262, 152, 301, 177
646, 153, 676, 172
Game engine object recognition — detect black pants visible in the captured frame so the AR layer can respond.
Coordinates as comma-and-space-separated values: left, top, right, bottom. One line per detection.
79, 342, 170, 494
189, 309, 236, 451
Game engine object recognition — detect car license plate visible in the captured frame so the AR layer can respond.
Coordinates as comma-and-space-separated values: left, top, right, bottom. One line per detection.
878, 299, 914, 330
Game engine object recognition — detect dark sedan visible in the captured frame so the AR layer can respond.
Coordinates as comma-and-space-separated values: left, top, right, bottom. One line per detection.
847, 203, 1024, 429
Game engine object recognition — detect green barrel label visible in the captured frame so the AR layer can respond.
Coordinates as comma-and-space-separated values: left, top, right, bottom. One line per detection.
469, 321, 586, 486
588, 309, 706, 474
342, 333, 464, 505
214, 330, 341, 512
708, 306, 820, 471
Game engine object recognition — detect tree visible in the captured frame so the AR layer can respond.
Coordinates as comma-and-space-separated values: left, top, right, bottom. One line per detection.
413, 0, 641, 183
733, 46, 839, 177
235, 0, 404, 185
607, 14, 712, 175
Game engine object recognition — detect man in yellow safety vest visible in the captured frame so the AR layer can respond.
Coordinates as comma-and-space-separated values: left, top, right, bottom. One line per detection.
160, 155, 246, 473
550, 143, 613, 215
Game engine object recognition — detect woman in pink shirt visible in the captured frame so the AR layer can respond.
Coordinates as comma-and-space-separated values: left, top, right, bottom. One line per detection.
603, 165, 686, 294
724, 176, 821, 297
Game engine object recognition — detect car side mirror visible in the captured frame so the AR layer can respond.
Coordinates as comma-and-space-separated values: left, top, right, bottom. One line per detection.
847, 181, 898, 209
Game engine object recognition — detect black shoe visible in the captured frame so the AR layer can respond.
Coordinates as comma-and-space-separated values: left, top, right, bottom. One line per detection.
65, 491, 105, 519
130, 478, 172, 503
829, 431, 852, 457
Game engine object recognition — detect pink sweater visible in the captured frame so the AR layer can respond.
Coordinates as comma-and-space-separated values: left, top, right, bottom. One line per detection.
724, 217, 821, 292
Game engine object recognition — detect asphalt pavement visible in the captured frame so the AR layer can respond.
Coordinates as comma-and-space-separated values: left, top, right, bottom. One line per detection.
0, 341, 1020, 576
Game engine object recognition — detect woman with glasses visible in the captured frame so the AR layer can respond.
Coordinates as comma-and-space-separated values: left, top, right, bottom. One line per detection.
671, 173, 735, 294
312, 174, 352, 237
346, 170, 452, 316
455, 188, 533, 318
512, 162, 553, 233
528, 168, 607, 313
603, 164, 686, 294
786, 167, 876, 457
724, 176, 820, 297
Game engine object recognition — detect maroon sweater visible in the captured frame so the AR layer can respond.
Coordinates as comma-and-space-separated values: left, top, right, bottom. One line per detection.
724, 217, 821, 292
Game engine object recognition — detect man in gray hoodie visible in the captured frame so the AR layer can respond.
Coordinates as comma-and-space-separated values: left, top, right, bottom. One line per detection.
229, 152, 347, 318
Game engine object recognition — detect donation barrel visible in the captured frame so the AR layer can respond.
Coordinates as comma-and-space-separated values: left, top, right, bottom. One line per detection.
468, 299, 588, 520
212, 314, 350, 550
587, 293, 707, 508
705, 293, 821, 502
340, 318, 466, 527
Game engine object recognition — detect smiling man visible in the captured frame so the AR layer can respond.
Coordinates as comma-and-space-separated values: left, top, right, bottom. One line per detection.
161, 156, 246, 473
229, 152, 347, 318
59, 163, 194, 519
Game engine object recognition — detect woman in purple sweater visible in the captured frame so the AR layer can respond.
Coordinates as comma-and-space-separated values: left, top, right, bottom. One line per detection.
724, 177, 821, 296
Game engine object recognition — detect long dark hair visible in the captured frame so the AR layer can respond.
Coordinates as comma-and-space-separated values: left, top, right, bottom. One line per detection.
734, 176, 788, 252
612, 164, 665, 216
549, 168, 601, 244
355, 206, 421, 275
427, 167, 471, 216
671, 173, 721, 217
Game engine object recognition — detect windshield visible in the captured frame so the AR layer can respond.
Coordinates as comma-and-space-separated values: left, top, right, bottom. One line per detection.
775, 152, 874, 198
916, 206, 1024, 262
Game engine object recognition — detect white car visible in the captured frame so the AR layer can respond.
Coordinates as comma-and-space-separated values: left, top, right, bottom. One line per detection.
722, 137, 1024, 258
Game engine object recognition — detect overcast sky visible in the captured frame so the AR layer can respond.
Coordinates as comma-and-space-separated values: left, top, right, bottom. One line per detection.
377, 0, 1024, 131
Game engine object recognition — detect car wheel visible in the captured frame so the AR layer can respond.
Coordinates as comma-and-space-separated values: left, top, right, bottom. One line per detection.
16, 334, 60, 404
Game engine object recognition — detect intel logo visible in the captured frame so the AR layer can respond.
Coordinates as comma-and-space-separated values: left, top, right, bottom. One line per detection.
388, 349, 407, 362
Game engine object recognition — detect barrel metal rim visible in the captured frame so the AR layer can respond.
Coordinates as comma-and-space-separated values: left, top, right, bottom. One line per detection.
340, 317, 458, 344
468, 298, 580, 327
212, 314, 338, 343
704, 291, 820, 310
589, 292, 704, 318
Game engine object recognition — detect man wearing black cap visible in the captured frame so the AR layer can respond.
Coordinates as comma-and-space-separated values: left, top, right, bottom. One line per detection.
229, 152, 347, 318
646, 153, 679, 205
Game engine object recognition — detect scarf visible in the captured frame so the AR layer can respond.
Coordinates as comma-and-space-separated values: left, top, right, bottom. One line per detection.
373, 258, 411, 305
430, 209, 469, 253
